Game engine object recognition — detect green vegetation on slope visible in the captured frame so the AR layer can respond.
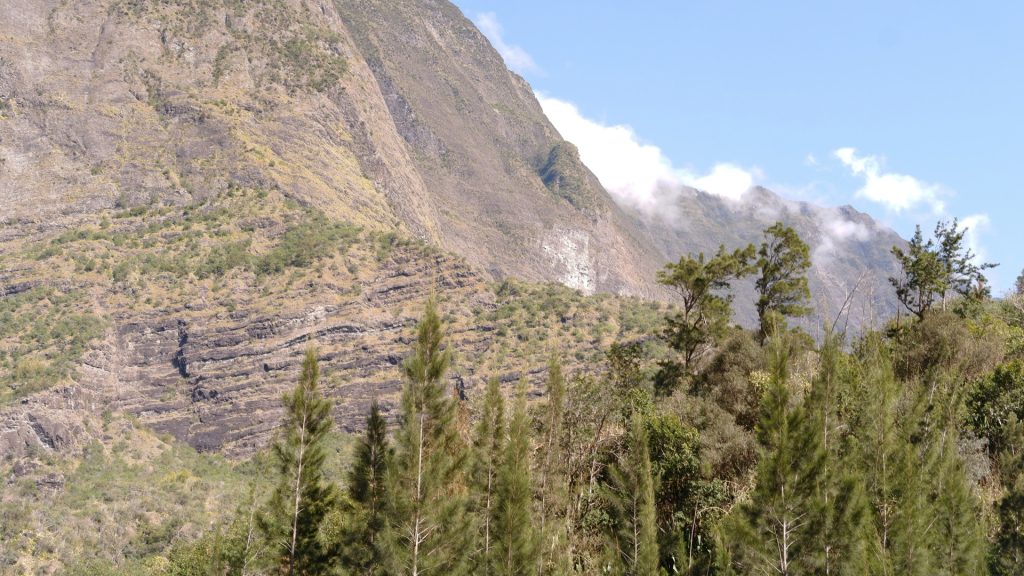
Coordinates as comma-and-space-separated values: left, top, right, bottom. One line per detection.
4, 216, 1021, 575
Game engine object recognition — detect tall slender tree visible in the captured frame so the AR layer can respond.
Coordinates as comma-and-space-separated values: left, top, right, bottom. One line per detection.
602, 412, 659, 576
848, 337, 934, 576
259, 348, 339, 576
925, 427, 986, 576
341, 400, 391, 575
537, 360, 572, 576
379, 298, 471, 576
724, 336, 830, 576
492, 380, 539, 576
802, 334, 873, 575
470, 377, 505, 572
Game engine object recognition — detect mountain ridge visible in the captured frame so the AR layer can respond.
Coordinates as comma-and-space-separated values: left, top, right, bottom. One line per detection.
0, 0, 903, 453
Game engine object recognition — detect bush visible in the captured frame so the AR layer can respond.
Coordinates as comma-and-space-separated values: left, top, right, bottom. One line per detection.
256, 215, 359, 275
968, 361, 1024, 453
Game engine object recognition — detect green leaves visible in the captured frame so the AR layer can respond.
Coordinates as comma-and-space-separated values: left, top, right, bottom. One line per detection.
756, 222, 812, 341
891, 219, 998, 319
657, 243, 756, 387
258, 347, 340, 575
380, 298, 472, 576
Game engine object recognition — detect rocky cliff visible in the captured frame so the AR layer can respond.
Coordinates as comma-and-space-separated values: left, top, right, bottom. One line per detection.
0, 0, 903, 460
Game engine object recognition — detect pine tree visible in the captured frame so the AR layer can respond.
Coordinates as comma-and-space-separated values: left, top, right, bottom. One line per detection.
536, 359, 574, 576
890, 220, 997, 318
259, 347, 339, 576
848, 337, 933, 576
603, 412, 659, 576
724, 336, 828, 575
925, 427, 986, 576
755, 222, 812, 342
802, 334, 873, 576
492, 380, 539, 576
379, 298, 471, 576
341, 400, 391, 575
991, 414, 1024, 575
470, 377, 505, 572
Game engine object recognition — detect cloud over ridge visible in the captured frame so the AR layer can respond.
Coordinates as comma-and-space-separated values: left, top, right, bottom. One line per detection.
834, 147, 946, 214
536, 94, 758, 213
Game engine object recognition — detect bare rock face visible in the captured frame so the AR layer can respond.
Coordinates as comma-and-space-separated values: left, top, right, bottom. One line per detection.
0, 0, 904, 459
0, 0, 664, 299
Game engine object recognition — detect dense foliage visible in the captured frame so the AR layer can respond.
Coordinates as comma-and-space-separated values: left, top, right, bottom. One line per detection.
6, 219, 1023, 575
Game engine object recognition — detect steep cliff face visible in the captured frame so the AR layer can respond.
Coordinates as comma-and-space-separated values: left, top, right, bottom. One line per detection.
0, 0, 904, 460
0, 0, 666, 298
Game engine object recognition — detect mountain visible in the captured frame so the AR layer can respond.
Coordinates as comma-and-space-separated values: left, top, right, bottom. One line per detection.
0, 0, 903, 458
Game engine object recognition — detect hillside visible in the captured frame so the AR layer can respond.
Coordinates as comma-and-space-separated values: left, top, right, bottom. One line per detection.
4, 2, 1020, 576
0, 0, 902, 448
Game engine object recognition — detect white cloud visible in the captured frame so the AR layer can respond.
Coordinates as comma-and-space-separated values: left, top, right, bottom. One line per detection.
834, 147, 946, 214
536, 94, 758, 212
689, 164, 758, 202
827, 217, 871, 242
960, 213, 992, 265
834, 147, 994, 270
814, 212, 873, 261
474, 13, 539, 75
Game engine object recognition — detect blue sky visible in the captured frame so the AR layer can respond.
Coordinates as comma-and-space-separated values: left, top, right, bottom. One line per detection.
451, 1, 1024, 292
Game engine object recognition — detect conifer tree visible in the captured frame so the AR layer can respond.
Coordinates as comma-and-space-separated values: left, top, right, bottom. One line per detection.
755, 222, 812, 342
657, 243, 756, 378
991, 414, 1024, 575
492, 380, 539, 576
537, 359, 573, 576
724, 336, 829, 575
259, 347, 339, 576
470, 377, 505, 572
848, 337, 933, 576
341, 400, 391, 575
925, 427, 986, 576
802, 334, 873, 575
379, 298, 471, 576
603, 412, 659, 576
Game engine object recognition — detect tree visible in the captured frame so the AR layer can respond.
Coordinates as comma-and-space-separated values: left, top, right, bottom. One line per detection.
1016, 269, 1024, 296
536, 360, 573, 576
723, 337, 829, 576
259, 348, 339, 576
470, 378, 505, 572
602, 413, 659, 576
755, 222, 812, 342
801, 334, 873, 576
340, 400, 391, 575
925, 428, 987, 576
891, 220, 996, 319
492, 381, 539, 576
379, 298, 471, 576
848, 336, 934, 576
657, 244, 756, 380
934, 218, 997, 306
991, 415, 1024, 575
891, 225, 945, 319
